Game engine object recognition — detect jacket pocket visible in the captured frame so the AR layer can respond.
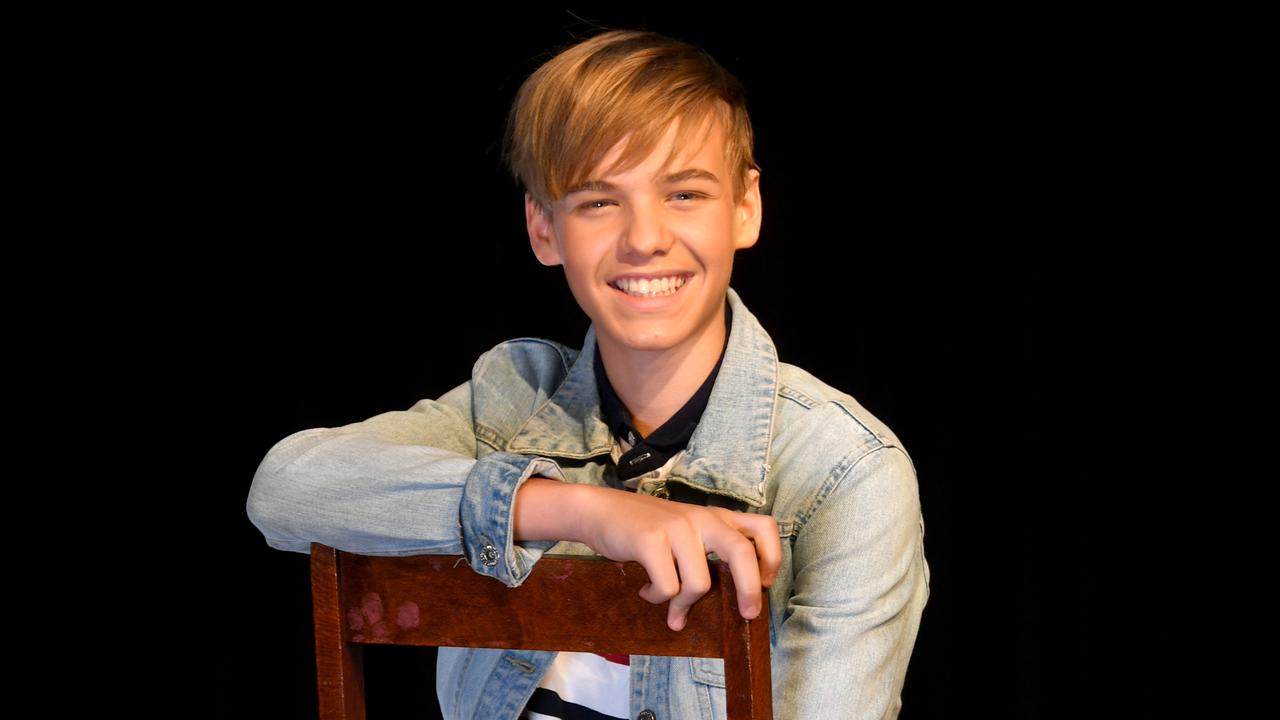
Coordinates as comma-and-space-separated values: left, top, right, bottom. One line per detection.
690, 656, 725, 688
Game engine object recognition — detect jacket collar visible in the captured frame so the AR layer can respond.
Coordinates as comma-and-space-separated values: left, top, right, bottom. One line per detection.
506, 286, 777, 507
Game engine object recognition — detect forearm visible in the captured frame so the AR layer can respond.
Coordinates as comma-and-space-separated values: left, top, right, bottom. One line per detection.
512, 476, 591, 543
246, 425, 475, 556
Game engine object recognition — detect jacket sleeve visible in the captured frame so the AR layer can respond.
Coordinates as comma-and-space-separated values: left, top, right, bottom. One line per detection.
771, 444, 931, 720
244, 352, 568, 587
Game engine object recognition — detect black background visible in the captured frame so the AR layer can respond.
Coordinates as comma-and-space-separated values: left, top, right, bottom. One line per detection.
206, 8, 1149, 718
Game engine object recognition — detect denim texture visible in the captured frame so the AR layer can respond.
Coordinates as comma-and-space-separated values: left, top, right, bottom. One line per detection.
246, 285, 930, 719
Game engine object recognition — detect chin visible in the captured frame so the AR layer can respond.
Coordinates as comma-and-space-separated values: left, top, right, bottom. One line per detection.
620, 337, 682, 352
592, 321, 674, 350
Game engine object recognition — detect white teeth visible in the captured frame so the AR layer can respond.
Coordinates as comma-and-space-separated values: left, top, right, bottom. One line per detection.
612, 275, 687, 297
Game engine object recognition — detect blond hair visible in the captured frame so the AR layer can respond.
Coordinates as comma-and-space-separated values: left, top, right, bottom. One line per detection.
502, 28, 760, 218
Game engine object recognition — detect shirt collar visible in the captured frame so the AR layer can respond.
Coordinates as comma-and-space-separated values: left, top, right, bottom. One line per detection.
505, 286, 777, 507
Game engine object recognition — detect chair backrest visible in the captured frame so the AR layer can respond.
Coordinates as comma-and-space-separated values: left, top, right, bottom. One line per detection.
311, 542, 772, 719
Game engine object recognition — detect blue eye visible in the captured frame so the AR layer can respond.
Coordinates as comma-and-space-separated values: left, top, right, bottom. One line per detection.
578, 193, 703, 211
670, 190, 711, 202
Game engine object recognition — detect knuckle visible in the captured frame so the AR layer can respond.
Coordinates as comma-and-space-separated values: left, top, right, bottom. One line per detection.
729, 547, 761, 574
675, 588, 703, 606
726, 533, 757, 557
650, 577, 679, 599
637, 525, 668, 545
683, 572, 711, 596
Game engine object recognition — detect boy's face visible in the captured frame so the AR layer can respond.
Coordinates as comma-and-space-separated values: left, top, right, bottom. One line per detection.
526, 114, 762, 362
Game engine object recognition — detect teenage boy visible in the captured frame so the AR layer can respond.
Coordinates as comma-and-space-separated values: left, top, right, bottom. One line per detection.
247, 28, 929, 720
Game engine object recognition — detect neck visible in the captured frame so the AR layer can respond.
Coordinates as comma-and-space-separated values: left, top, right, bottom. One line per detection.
597, 303, 728, 438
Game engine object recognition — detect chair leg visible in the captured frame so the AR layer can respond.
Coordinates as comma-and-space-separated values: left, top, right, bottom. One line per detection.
717, 562, 773, 720
312, 544, 367, 720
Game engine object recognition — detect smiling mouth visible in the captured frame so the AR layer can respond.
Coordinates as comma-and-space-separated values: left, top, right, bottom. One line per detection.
608, 274, 692, 298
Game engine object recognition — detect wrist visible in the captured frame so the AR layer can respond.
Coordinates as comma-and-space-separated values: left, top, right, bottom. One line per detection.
563, 481, 601, 547
514, 476, 589, 543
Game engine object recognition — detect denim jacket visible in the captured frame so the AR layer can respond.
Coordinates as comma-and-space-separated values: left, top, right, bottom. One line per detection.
246, 286, 930, 720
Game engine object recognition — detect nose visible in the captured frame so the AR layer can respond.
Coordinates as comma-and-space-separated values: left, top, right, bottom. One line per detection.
618, 200, 674, 257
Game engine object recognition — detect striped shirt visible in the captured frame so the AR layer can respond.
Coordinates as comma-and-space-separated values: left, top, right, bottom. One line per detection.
519, 445, 685, 720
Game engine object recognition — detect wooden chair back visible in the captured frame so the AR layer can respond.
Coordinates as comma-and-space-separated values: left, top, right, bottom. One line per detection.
311, 542, 772, 719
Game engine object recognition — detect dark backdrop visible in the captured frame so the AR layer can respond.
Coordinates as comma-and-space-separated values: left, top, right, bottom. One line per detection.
210, 9, 1138, 718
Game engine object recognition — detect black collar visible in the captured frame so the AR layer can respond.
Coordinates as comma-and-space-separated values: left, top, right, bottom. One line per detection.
595, 303, 732, 480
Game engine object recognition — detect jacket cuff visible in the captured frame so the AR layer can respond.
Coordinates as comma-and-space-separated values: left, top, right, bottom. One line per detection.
460, 452, 566, 587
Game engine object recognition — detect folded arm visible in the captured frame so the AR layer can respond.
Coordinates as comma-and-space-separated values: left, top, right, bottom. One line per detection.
245, 365, 568, 586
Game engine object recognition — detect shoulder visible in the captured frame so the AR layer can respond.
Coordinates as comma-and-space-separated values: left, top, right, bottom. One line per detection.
466, 335, 580, 413
767, 362, 921, 531
471, 336, 580, 381
772, 360, 913, 469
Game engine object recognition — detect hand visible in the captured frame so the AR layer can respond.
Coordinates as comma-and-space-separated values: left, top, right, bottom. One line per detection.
571, 484, 781, 632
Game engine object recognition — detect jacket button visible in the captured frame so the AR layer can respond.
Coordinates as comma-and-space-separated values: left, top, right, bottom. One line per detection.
480, 544, 499, 567
638, 711, 656, 720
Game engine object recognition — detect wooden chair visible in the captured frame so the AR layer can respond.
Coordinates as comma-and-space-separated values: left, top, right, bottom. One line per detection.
311, 542, 772, 719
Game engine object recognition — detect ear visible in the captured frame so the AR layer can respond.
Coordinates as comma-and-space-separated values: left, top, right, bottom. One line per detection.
526, 192, 563, 266
732, 168, 762, 250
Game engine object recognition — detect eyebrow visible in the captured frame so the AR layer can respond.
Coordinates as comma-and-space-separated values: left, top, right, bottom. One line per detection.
563, 168, 721, 197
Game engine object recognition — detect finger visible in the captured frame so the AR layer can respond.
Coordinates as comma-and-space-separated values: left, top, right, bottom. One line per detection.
666, 534, 713, 632
634, 537, 681, 606
711, 509, 781, 588
733, 513, 782, 588
706, 529, 763, 620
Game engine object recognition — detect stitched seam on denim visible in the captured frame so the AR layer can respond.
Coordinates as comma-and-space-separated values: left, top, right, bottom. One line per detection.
503, 443, 611, 460
503, 655, 536, 673
514, 653, 553, 717
691, 656, 726, 687
761, 336, 780, 492
312, 544, 460, 557
490, 336, 575, 375
779, 385, 817, 408
793, 444, 896, 533
829, 397, 889, 443
696, 678, 715, 717
450, 647, 475, 713
473, 422, 505, 451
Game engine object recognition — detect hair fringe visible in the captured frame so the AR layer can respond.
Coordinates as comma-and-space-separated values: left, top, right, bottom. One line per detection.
501, 29, 760, 219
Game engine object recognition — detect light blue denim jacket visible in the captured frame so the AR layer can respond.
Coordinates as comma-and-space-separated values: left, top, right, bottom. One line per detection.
246, 286, 930, 720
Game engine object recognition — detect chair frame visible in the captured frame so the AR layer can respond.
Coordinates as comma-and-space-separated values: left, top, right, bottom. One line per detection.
311, 542, 772, 719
